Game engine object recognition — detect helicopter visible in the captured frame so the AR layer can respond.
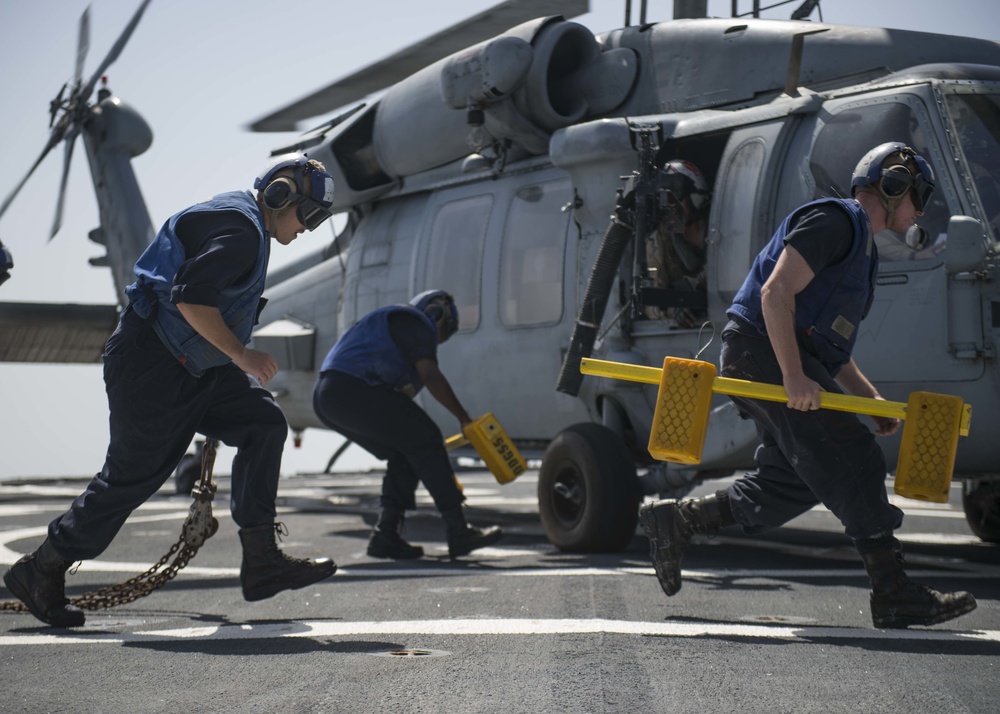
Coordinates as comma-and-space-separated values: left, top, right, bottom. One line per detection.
2, 0, 1000, 552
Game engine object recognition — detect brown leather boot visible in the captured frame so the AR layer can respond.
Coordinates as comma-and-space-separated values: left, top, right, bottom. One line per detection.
859, 539, 976, 628
3, 539, 85, 627
238, 523, 337, 602
639, 491, 734, 597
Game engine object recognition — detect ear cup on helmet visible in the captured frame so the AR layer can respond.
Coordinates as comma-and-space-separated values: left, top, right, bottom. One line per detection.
425, 304, 444, 324
263, 177, 296, 210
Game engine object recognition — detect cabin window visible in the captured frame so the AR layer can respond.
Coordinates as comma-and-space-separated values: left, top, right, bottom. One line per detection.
947, 92, 1000, 242
715, 138, 766, 300
499, 180, 571, 327
809, 99, 951, 248
425, 194, 492, 332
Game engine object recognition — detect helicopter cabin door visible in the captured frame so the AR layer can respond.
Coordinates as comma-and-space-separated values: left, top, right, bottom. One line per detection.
706, 119, 800, 319
412, 168, 590, 440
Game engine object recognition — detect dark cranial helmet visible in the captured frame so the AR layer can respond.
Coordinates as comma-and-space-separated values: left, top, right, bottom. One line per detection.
409, 289, 459, 339
851, 141, 935, 212
254, 152, 335, 230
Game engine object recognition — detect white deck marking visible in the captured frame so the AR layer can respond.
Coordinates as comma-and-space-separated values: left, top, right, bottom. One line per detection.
1, 618, 997, 647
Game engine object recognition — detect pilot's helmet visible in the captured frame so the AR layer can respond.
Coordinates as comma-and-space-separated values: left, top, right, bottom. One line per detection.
409, 289, 459, 340
254, 152, 336, 230
658, 160, 711, 214
851, 142, 935, 212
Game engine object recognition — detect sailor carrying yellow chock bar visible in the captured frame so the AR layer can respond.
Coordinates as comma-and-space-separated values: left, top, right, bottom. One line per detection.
581, 356, 971, 504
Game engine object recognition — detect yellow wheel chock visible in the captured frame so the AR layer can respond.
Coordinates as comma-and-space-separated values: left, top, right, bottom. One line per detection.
444, 412, 527, 486
580, 357, 972, 504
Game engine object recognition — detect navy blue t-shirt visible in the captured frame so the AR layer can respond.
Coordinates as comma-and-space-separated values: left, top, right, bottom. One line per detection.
387, 310, 438, 365
170, 209, 260, 307
783, 203, 854, 274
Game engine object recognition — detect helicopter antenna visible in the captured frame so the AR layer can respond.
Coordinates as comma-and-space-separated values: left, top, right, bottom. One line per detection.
731, 0, 823, 20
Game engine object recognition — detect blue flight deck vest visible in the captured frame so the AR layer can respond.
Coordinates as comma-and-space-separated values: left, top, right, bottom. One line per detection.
728, 198, 877, 374
124, 191, 269, 377
321, 305, 438, 394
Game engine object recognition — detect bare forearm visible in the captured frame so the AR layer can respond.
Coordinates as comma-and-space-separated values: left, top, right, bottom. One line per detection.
424, 373, 471, 425
835, 358, 880, 398
176, 302, 278, 384
760, 286, 804, 381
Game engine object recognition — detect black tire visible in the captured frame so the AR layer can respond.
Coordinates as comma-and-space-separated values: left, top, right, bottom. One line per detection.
538, 422, 641, 552
962, 480, 1000, 543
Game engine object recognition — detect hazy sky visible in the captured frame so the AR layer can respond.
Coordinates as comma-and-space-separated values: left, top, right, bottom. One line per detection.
1, 0, 998, 480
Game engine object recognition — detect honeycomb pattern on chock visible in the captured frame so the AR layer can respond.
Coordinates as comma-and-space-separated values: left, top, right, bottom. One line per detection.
894, 392, 963, 503
648, 357, 716, 464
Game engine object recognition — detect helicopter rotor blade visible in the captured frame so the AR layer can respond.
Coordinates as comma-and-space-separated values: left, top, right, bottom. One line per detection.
79, 0, 153, 101
0, 121, 69, 223
50, 129, 80, 240
75, 5, 91, 87
248, 0, 589, 132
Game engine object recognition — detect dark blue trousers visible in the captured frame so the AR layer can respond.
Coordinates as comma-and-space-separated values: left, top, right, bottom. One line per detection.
48, 308, 288, 561
312, 370, 464, 513
719, 322, 903, 541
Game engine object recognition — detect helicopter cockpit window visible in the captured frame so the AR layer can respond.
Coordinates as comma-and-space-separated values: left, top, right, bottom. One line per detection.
946, 92, 1000, 243
425, 194, 492, 332
499, 180, 571, 328
809, 100, 951, 259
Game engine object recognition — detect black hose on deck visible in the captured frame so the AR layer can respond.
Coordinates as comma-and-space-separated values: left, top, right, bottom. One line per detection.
556, 209, 634, 396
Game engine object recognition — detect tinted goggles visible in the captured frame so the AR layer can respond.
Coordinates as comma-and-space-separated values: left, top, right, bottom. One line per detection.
879, 152, 934, 212
292, 196, 333, 231
292, 170, 335, 230
436, 296, 459, 339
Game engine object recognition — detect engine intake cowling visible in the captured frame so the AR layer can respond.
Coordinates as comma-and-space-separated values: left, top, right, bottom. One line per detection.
292, 17, 637, 213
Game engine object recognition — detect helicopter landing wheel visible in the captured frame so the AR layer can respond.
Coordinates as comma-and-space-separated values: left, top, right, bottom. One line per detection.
962, 478, 1000, 543
538, 423, 641, 552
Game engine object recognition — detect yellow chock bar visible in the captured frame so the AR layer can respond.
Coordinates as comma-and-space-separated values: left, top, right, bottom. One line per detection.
444, 412, 527, 485
580, 357, 971, 503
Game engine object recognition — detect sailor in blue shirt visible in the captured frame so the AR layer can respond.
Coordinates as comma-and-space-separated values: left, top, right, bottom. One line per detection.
314, 290, 503, 560
639, 142, 976, 629
3, 153, 338, 627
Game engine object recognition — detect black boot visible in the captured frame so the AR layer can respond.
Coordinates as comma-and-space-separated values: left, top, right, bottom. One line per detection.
3, 539, 85, 627
238, 523, 337, 602
639, 490, 734, 597
441, 506, 503, 558
858, 538, 977, 628
367, 508, 424, 560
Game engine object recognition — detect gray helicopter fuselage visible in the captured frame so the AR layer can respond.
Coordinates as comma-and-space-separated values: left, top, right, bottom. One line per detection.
256, 17, 1000, 492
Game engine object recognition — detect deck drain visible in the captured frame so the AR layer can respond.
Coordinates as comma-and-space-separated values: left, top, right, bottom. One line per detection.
370, 648, 450, 658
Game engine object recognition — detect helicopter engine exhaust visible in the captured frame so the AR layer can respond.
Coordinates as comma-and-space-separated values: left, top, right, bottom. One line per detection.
303, 17, 638, 213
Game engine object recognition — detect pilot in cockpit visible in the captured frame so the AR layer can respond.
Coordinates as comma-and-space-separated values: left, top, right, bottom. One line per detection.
644, 159, 711, 326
